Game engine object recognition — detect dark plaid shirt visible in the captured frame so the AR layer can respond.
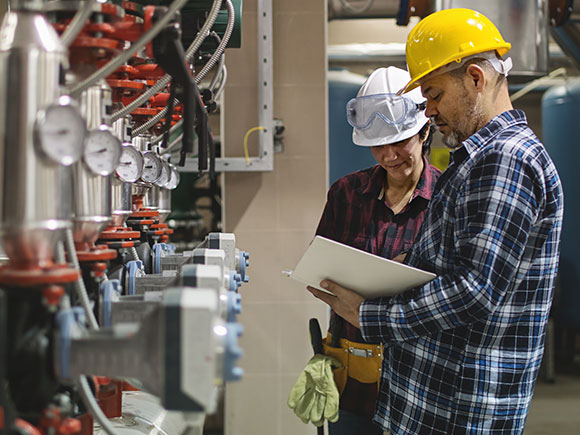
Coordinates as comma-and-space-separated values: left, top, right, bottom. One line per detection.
315, 156, 441, 419
360, 111, 564, 434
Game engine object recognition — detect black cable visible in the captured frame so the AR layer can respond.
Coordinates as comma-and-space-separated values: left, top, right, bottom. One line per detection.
161, 83, 178, 149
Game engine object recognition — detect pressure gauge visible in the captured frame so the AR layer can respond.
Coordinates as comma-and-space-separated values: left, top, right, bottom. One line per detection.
116, 145, 144, 182
154, 159, 171, 187
83, 127, 122, 176
165, 164, 180, 190
141, 151, 162, 183
34, 100, 86, 166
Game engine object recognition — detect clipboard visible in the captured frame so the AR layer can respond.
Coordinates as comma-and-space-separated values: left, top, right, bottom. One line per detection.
285, 236, 436, 298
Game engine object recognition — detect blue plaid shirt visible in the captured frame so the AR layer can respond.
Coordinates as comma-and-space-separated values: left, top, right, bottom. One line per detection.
359, 110, 563, 434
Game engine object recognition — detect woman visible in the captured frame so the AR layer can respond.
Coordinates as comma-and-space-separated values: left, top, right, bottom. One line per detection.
316, 66, 441, 434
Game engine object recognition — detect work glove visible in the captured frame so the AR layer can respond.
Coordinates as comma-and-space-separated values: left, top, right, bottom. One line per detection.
287, 354, 341, 427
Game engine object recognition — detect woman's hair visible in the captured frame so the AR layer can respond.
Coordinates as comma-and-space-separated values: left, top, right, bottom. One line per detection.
419, 121, 433, 155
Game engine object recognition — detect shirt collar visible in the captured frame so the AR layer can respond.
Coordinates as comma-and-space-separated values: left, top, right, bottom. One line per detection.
361, 155, 435, 202
454, 109, 527, 159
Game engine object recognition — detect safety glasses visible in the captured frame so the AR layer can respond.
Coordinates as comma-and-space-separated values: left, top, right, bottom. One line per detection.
346, 93, 426, 130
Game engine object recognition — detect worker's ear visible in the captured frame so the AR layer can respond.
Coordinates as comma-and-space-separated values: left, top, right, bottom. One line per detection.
465, 64, 485, 91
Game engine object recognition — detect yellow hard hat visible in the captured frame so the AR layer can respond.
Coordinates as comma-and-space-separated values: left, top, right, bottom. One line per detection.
402, 8, 511, 93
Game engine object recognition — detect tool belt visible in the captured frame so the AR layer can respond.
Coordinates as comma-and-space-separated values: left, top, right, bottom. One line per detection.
322, 332, 383, 395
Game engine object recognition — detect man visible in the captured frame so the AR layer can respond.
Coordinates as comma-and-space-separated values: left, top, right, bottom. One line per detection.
308, 8, 564, 434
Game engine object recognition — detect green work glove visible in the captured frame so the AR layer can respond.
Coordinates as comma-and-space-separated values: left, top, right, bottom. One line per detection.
287, 354, 341, 427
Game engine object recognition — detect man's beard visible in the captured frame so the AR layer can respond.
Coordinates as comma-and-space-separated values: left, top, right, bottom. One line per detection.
434, 94, 486, 149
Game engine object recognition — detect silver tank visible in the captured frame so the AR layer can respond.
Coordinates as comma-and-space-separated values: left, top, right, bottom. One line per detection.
111, 178, 132, 226
144, 186, 160, 210
0, 10, 72, 265
435, 0, 549, 76
131, 136, 152, 198
111, 117, 134, 225
158, 188, 172, 222
72, 81, 113, 243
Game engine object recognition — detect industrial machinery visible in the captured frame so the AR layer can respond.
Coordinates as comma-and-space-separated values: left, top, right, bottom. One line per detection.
0, 0, 250, 433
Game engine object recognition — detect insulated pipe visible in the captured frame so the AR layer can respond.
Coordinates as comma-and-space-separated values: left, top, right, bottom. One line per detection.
328, 0, 434, 21
551, 22, 580, 70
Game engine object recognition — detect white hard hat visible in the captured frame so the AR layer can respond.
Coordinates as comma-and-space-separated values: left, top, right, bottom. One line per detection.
351, 66, 429, 147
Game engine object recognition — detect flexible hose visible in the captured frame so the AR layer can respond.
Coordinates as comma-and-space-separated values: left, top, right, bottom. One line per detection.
69, 0, 189, 96
78, 376, 121, 435
194, 0, 235, 83
131, 0, 235, 137
60, 0, 97, 47
110, 0, 223, 122
65, 229, 99, 331
208, 33, 225, 90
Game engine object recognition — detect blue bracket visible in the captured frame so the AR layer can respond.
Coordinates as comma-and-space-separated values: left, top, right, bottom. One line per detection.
223, 322, 244, 381
226, 292, 242, 322
56, 307, 85, 380
238, 251, 250, 283
228, 270, 242, 293
99, 280, 121, 327
127, 260, 144, 296
153, 243, 168, 275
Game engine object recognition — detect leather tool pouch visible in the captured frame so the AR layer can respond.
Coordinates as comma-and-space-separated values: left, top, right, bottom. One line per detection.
322, 332, 383, 395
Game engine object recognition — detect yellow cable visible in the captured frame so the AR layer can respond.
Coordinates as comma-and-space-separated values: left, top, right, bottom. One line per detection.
243, 126, 265, 164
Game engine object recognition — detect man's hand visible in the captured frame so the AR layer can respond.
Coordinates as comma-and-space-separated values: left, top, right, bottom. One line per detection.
307, 280, 364, 328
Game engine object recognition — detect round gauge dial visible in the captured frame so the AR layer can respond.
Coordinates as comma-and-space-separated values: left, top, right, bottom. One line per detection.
83, 128, 122, 176
165, 164, 181, 190
116, 145, 144, 182
141, 151, 162, 183
154, 159, 171, 187
34, 103, 86, 166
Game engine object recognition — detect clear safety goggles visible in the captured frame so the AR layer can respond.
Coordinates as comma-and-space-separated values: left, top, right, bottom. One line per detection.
346, 93, 426, 131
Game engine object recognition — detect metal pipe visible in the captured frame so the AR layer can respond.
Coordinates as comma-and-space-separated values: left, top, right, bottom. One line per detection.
60, 0, 97, 47
131, 0, 235, 138
551, 22, 580, 71
69, 0, 189, 96
110, 0, 223, 122
328, 0, 435, 20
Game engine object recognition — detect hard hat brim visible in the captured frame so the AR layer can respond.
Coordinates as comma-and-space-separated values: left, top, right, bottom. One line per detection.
401, 44, 511, 94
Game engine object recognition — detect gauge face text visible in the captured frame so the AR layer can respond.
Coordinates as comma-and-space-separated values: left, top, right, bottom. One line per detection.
35, 104, 86, 166
141, 151, 162, 183
116, 145, 144, 183
84, 129, 122, 176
